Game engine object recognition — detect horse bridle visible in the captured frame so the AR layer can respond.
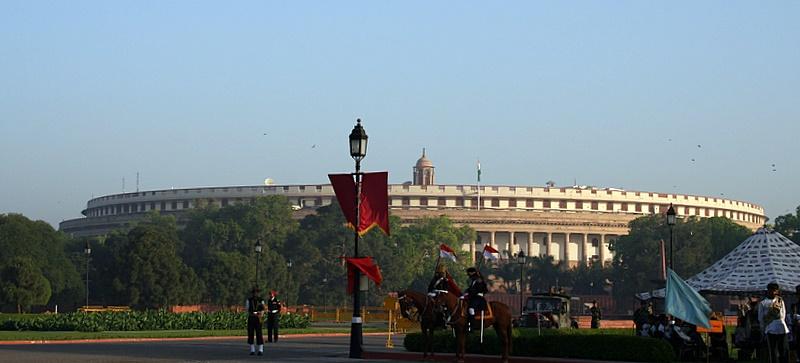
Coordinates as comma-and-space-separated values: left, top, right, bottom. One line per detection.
398, 293, 431, 322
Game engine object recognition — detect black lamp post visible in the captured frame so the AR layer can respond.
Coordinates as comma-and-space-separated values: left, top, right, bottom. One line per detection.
84, 241, 91, 309
516, 251, 526, 317
666, 204, 676, 271
348, 118, 368, 358
255, 239, 263, 289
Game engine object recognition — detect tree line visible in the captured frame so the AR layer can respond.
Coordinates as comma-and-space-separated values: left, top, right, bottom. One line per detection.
2, 198, 798, 313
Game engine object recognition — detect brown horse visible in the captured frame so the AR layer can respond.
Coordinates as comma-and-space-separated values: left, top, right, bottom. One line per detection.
434, 292, 513, 363
398, 290, 444, 360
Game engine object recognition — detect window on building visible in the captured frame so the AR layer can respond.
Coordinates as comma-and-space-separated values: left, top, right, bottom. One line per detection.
160, 201, 166, 210
491, 198, 499, 207
559, 200, 566, 209
171, 201, 177, 209
576, 201, 583, 209
526, 199, 534, 208
509, 198, 517, 208
420, 198, 428, 206
591, 238, 599, 247
606, 202, 613, 211
635, 203, 642, 212
591, 201, 598, 210
543, 200, 551, 208
438, 197, 446, 206
221, 199, 228, 207
402, 197, 410, 206
456, 198, 464, 207
621, 203, 628, 211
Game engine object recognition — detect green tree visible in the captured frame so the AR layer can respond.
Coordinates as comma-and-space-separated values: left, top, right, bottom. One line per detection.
0, 213, 82, 311
180, 196, 298, 305
109, 213, 202, 309
0, 257, 51, 312
774, 206, 800, 243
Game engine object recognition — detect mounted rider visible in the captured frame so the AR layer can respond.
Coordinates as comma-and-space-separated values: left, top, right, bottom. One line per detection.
463, 266, 488, 332
428, 264, 450, 296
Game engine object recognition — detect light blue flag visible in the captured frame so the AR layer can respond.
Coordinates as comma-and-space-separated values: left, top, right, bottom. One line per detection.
665, 268, 711, 329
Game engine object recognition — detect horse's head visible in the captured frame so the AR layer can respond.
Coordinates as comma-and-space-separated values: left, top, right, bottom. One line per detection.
397, 290, 419, 320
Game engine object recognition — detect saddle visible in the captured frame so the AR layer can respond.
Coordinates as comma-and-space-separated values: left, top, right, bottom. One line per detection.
459, 299, 494, 321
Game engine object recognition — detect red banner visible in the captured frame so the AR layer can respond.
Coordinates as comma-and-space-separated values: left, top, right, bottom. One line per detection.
346, 257, 383, 294
328, 172, 389, 236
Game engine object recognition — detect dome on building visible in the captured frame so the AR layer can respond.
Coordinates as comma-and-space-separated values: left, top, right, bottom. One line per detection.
415, 148, 434, 168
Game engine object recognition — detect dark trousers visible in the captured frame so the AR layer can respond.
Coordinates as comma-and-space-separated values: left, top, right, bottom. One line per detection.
766, 333, 789, 363
247, 316, 263, 345
267, 314, 279, 342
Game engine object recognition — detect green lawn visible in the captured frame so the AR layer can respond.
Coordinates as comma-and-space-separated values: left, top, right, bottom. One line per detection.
0, 327, 382, 341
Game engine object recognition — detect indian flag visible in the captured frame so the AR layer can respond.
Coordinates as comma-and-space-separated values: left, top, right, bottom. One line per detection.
483, 245, 499, 261
439, 244, 457, 262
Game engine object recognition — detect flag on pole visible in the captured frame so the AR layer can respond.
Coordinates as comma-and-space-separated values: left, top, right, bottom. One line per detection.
483, 245, 499, 260
439, 244, 457, 262
328, 172, 390, 236
665, 268, 711, 329
477, 160, 481, 183
345, 257, 383, 294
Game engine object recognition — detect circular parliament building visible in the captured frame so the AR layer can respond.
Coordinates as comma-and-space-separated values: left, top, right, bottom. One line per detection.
60, 151, 765, 267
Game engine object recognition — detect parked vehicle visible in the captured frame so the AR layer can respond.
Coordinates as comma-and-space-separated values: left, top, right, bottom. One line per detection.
519, 293, 573, 329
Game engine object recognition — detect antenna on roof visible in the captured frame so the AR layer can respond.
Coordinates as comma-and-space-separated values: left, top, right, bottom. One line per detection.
136, 172, 140, 192
122, 177, 125, 193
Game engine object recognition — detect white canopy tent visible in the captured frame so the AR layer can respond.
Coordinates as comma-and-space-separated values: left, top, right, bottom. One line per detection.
638, 228, 800, 298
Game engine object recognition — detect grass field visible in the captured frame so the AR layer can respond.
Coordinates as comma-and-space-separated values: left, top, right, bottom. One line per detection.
0, 327, 382, 341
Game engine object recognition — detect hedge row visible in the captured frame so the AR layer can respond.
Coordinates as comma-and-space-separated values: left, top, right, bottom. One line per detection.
404, 329, 675, 363
0, 310, 310, 332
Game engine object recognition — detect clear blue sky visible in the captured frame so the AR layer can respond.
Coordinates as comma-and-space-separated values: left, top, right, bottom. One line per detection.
1, 1, 798, 227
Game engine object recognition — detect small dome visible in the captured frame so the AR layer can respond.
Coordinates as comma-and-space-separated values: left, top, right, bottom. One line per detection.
415, 148, 434, 168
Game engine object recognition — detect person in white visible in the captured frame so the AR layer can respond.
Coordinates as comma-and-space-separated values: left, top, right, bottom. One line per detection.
758, 282, 789, 363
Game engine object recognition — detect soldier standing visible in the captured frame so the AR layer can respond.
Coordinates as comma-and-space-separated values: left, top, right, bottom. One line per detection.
267, 290, 282, 343
246, 287, 265, 355
463, 267, 488, 332
590, 300, 602, 329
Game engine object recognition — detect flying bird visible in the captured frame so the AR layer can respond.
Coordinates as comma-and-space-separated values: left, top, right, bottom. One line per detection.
311, 144, 317, 149
697, 144, 702, 148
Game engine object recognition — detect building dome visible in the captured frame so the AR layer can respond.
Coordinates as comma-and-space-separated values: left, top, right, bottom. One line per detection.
415, 148, 434, 168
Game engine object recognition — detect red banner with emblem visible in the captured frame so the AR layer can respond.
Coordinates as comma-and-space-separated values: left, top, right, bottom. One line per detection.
328, 171, 389, 236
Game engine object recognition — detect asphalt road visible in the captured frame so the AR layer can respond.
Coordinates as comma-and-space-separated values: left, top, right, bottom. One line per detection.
0, 334, 418, 363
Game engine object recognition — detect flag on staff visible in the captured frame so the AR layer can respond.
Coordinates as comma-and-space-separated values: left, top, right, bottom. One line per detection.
477, 160, 481, 183
439, 244, 457, 262
483, 245, 499, 260
328, 172, 390, 236
665, 268, 711, 329
345, 257, 383, 294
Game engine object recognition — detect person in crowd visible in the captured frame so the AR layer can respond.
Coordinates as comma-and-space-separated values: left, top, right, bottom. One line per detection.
759, 282, 789, 363
266, 290, 282, 343
462, 267, 488, 332
590, 300, 602, 329
633, 300, 653, 336
245, 287, 265, 355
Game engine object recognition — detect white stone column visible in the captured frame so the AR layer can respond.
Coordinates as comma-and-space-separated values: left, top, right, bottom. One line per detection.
582, 233, 589, 264
600, 234, 606, 266
470, 240, 476, 263
527, 232, 533, 257
564, 233, 571, 266
490, 231, 496, 249
508, 232, 514, 256
546, 232, 552, 259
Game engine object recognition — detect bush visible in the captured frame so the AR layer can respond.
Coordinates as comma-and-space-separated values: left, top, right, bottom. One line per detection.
404, 329, 674, 363
0, 310, 311, 332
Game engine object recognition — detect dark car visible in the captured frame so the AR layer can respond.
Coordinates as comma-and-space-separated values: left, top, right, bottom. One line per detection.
519, 293, 572, 329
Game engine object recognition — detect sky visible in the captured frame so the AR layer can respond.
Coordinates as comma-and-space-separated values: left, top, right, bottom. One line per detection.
1, 1, 798, 228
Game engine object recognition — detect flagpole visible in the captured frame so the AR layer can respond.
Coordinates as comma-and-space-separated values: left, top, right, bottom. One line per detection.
477, 159, 481, 211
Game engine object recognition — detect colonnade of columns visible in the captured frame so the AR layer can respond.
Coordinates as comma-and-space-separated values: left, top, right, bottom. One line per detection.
468, 231, 619, 267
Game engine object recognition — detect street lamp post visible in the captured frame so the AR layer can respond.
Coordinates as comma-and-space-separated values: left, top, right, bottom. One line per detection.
517, 251, 526, 317
348, 119, 368, 358
666, 204, 676, 271
84, 241, 91, 309
286, 259, 293, 307
255, 239, 263, 289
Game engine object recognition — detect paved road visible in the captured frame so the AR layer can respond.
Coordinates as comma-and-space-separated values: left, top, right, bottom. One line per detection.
0, 334, 417, 363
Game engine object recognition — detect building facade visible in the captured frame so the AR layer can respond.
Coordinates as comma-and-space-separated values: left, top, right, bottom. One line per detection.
60, 152, 766, 266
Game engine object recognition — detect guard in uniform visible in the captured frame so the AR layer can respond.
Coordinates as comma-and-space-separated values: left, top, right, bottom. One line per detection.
246, 287, 265, 355
427, 264, 449, 295
463, 267, 488, 332
266, 290, 282, 343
